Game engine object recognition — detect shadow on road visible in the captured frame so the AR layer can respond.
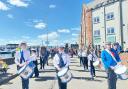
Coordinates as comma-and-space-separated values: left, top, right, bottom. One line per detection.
39, 69, 56, 73
34, 76, 56, 82
72, 76, 103, 82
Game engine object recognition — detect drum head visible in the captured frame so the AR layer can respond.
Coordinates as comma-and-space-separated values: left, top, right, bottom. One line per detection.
17, 65, 27, 74
93, 61, 99, 67
114, 65, 127, 74
58, 68, 68, 77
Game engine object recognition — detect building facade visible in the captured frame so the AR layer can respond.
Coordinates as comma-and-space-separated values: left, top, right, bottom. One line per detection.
81, 0, 128, 50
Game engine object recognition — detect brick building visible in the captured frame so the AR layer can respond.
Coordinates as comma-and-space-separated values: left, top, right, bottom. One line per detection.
80, 0, 128, 50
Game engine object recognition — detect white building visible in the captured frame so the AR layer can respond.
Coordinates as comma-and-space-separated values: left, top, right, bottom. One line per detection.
87, 0, 128, 50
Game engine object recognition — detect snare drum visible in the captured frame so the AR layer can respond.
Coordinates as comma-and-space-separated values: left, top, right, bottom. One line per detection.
93, 61, 100, 67
17, 61, 35, 79
57, 68, 72, 83
114, 65, 128, 80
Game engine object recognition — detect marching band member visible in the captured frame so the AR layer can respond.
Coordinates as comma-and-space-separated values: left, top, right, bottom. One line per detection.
30, 49, 39, 78
88, 48, 98, 80
15, 42, 30, 89
53, 45, 70, 89
82, 48, 88, 71
78, 49, 83, 66
101, 42, 121, 89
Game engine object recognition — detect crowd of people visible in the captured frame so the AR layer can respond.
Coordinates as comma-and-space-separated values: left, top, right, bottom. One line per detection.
14, 41, 127, 89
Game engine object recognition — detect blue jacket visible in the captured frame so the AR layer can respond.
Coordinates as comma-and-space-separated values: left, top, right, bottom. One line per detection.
101, 48, 121, 69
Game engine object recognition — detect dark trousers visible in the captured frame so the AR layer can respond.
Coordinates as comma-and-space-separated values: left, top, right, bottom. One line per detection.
21, 77, 29, 89
90, 61, 95, 77
80, 57, 82, 66
107, 68, 117, 89
40, 56, 47, 69
33, 60, 39, 77
40, 57, 43, 69
42, 57, 47, 69
56, 69, 67, 89
82, 57, 88, 70
58, 77, 67, 89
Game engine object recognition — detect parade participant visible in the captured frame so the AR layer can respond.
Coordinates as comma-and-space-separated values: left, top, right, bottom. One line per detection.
53, 45, 70, 89
113, 42, 122, 54
15, 42, 30, 89
101, 42, 121, 89
40, 46, 48, 70
88, 48, 98, 80
78, 49, 83, 66
82, 48, 88, 71
30, 49, 39, 78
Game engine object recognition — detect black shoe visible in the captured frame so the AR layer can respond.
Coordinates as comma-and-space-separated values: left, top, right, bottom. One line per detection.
90, 77, 94, 80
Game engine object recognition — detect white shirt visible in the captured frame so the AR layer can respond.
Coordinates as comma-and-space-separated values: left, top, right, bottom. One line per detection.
15, 50, 30, 65
88, 52, 98, 61
78, 50, 82, 57
53, 52, 70, 69
30, 53, 37, 61
82, 50, 87, 57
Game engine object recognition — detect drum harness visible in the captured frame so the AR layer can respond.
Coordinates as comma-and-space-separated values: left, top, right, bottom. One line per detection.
17, 50, 26, 70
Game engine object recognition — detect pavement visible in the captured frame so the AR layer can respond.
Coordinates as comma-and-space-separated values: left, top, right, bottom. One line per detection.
0, 64, 17, 85
0, 57, 128, 89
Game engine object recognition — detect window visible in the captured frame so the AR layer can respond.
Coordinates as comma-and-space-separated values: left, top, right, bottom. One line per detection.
106, 12, 114, 20
93, 17, 100, 24
94, 30, 100, 36
107, 27, 115, 35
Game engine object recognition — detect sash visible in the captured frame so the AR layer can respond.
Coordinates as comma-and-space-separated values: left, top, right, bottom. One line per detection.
57, 53, 66, 68
105, 49, 118, 63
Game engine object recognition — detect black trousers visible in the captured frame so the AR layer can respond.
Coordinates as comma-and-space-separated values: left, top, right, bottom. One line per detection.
40, 57, 43, 69
82, 57, 88, 70
42, 57, 47, 69
56, 69, 67, 89
40, 56, 47, 69
33, 60, 39, 77
90, 61, 95, 77
80, 57, 83, 66
21, 77, 29, 89
107, 68, 117, 89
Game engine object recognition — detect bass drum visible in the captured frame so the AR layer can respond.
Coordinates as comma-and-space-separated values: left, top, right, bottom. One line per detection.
57, 68, 72, 83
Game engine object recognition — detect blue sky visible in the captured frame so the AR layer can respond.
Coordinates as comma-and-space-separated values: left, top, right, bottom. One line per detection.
0, 0, 92, 46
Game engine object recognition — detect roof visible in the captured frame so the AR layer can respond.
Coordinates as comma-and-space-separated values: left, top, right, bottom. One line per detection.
86, 0, 110, 9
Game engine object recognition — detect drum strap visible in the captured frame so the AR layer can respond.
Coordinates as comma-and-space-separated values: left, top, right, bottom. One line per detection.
57, 53, 66, 68
105, 49, 118, 63
20, 50, 25, 63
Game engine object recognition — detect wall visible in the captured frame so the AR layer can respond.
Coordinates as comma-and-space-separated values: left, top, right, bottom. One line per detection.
122, 0, 128, 50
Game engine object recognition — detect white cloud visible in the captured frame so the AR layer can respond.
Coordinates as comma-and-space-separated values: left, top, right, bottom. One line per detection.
7, 14, 14, 19
49, 4, 56, 9
0, 1, 9, 11
58, 29, 70, 33
34, 22, 46, 29
38, 32, 59, 41
63, 38, 78, 44
8, 0, 30, 7
71, 27, 80, 31
72, 33, 79, 36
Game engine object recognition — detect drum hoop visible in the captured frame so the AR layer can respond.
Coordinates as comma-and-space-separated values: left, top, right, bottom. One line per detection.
114, 65, 127, 74
18, 65, 27, 74
61, 72, 73, 83
58, 68, 68, 77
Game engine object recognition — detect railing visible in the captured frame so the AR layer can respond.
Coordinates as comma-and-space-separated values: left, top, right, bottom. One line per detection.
0, 58, 15, 65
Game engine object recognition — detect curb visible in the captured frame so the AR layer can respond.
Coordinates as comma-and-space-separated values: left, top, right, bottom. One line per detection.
0, 74, 18, 85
